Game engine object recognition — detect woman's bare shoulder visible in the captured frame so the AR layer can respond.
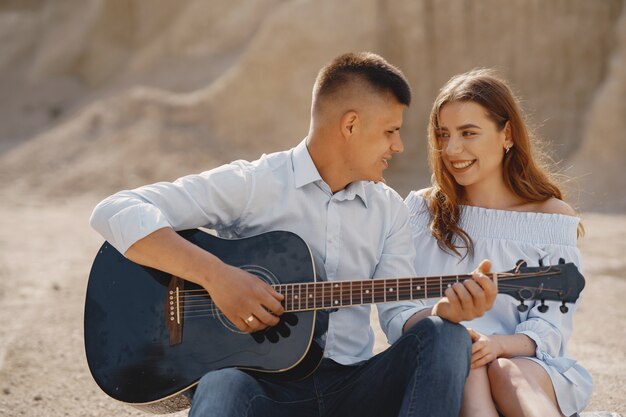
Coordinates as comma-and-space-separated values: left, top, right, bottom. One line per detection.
533, 197, 577, 216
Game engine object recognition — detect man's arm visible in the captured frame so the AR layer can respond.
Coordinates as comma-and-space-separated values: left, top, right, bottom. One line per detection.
402, 260, 497, 332
89, 164, 284, 332
124, 227, 284, 332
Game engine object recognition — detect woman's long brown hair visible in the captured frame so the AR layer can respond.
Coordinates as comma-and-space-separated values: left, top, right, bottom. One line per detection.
425, 69, 575, 259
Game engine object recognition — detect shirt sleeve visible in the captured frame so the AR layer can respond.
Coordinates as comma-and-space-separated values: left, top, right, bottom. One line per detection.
515, 244, 584, 371
89, 161, 254, 254
374, 197, 428, 344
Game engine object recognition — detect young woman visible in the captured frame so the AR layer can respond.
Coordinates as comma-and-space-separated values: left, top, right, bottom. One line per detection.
405, 69, 592, 417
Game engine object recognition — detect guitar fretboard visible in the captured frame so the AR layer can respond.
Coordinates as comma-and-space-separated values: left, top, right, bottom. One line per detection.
275, 275, 473, 312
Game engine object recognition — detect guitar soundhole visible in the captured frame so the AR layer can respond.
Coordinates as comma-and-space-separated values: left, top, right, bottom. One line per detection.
216, 265, 282, 335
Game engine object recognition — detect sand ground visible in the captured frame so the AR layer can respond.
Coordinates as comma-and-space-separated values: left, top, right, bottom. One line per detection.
0, 194, 623, 416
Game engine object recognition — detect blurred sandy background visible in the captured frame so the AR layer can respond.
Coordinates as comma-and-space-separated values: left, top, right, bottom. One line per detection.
0, 1, 624, 415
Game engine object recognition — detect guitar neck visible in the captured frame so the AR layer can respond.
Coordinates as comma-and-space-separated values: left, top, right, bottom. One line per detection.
275, 274, 478, 312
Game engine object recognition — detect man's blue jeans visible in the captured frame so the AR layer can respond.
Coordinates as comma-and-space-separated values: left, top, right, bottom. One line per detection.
189, 316, 471, 417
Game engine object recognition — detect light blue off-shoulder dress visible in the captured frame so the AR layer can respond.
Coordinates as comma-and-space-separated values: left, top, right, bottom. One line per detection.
405, 192, 593, 416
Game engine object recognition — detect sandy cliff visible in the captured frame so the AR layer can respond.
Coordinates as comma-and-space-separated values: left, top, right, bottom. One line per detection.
570, 8, 626, 212
1, 0, 625, 211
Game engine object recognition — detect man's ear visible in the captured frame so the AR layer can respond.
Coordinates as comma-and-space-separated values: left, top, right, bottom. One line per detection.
340, 111, 359, 139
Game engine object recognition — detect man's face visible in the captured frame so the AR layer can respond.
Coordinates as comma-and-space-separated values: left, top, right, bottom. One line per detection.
346, 98, 406, 183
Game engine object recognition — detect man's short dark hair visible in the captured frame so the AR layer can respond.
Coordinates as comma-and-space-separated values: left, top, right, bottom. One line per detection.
314, 52, 411, 106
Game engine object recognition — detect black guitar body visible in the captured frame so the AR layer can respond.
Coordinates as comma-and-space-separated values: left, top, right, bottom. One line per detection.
84, 229, 328, 413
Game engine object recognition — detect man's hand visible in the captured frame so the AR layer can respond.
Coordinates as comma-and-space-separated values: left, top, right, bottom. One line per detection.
125, 227, 285, 334
431, 259, 497, 323
206, 262, 285, 333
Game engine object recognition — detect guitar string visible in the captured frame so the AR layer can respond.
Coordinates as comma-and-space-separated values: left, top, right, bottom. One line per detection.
170, 273, 567, 319
176, 284, 563, 304
176, 284, 564, 319
175, 284, 563, 307
175, 279, 563, 301
173, 272, 562, 296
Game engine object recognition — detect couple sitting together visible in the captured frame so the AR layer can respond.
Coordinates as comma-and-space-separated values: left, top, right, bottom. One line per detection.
90, 52, 592, 417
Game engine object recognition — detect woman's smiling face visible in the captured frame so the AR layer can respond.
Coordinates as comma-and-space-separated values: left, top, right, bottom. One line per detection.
436, 100, 511, 188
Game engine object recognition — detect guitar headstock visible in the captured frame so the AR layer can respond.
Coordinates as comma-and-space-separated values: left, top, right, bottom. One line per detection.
497, 259, 585, 314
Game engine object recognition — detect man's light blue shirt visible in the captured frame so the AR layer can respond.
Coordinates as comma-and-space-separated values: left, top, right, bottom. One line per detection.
90, 139, 425, 364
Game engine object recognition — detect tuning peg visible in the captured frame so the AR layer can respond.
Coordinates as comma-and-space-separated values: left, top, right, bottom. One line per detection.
560, 302, 569, 314
537, 300, 549, 313
517, 301, 529, 312
558, 258, 565, 264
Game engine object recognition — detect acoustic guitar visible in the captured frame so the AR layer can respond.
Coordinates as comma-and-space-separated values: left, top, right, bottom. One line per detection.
84, 229, 585, 413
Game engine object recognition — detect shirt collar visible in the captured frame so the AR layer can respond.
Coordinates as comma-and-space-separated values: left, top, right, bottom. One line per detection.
293, 139, 322, 188
292, 139, 368, 208
337, 181, 368, 207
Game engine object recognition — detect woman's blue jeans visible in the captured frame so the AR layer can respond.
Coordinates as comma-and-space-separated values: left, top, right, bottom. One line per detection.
189, 316, 471, 417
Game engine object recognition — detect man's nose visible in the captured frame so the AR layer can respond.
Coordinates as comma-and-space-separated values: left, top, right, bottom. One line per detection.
391, 134, 404, 153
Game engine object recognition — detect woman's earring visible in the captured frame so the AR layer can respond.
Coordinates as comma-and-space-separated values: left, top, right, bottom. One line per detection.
505, 144, 512, 154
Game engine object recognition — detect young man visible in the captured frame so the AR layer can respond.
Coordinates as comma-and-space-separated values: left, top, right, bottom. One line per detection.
90, 52, 497, 416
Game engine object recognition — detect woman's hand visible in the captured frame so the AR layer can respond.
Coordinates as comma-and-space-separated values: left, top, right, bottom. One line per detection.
468, 328, 502, 369
431, 259, 498, 323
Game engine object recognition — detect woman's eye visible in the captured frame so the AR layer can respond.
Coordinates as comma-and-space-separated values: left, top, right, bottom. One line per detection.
436, 132, 450, 140
462, 131, 476, 137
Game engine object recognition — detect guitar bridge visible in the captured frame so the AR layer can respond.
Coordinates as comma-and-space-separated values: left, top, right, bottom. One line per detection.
165, 275, 184, 346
